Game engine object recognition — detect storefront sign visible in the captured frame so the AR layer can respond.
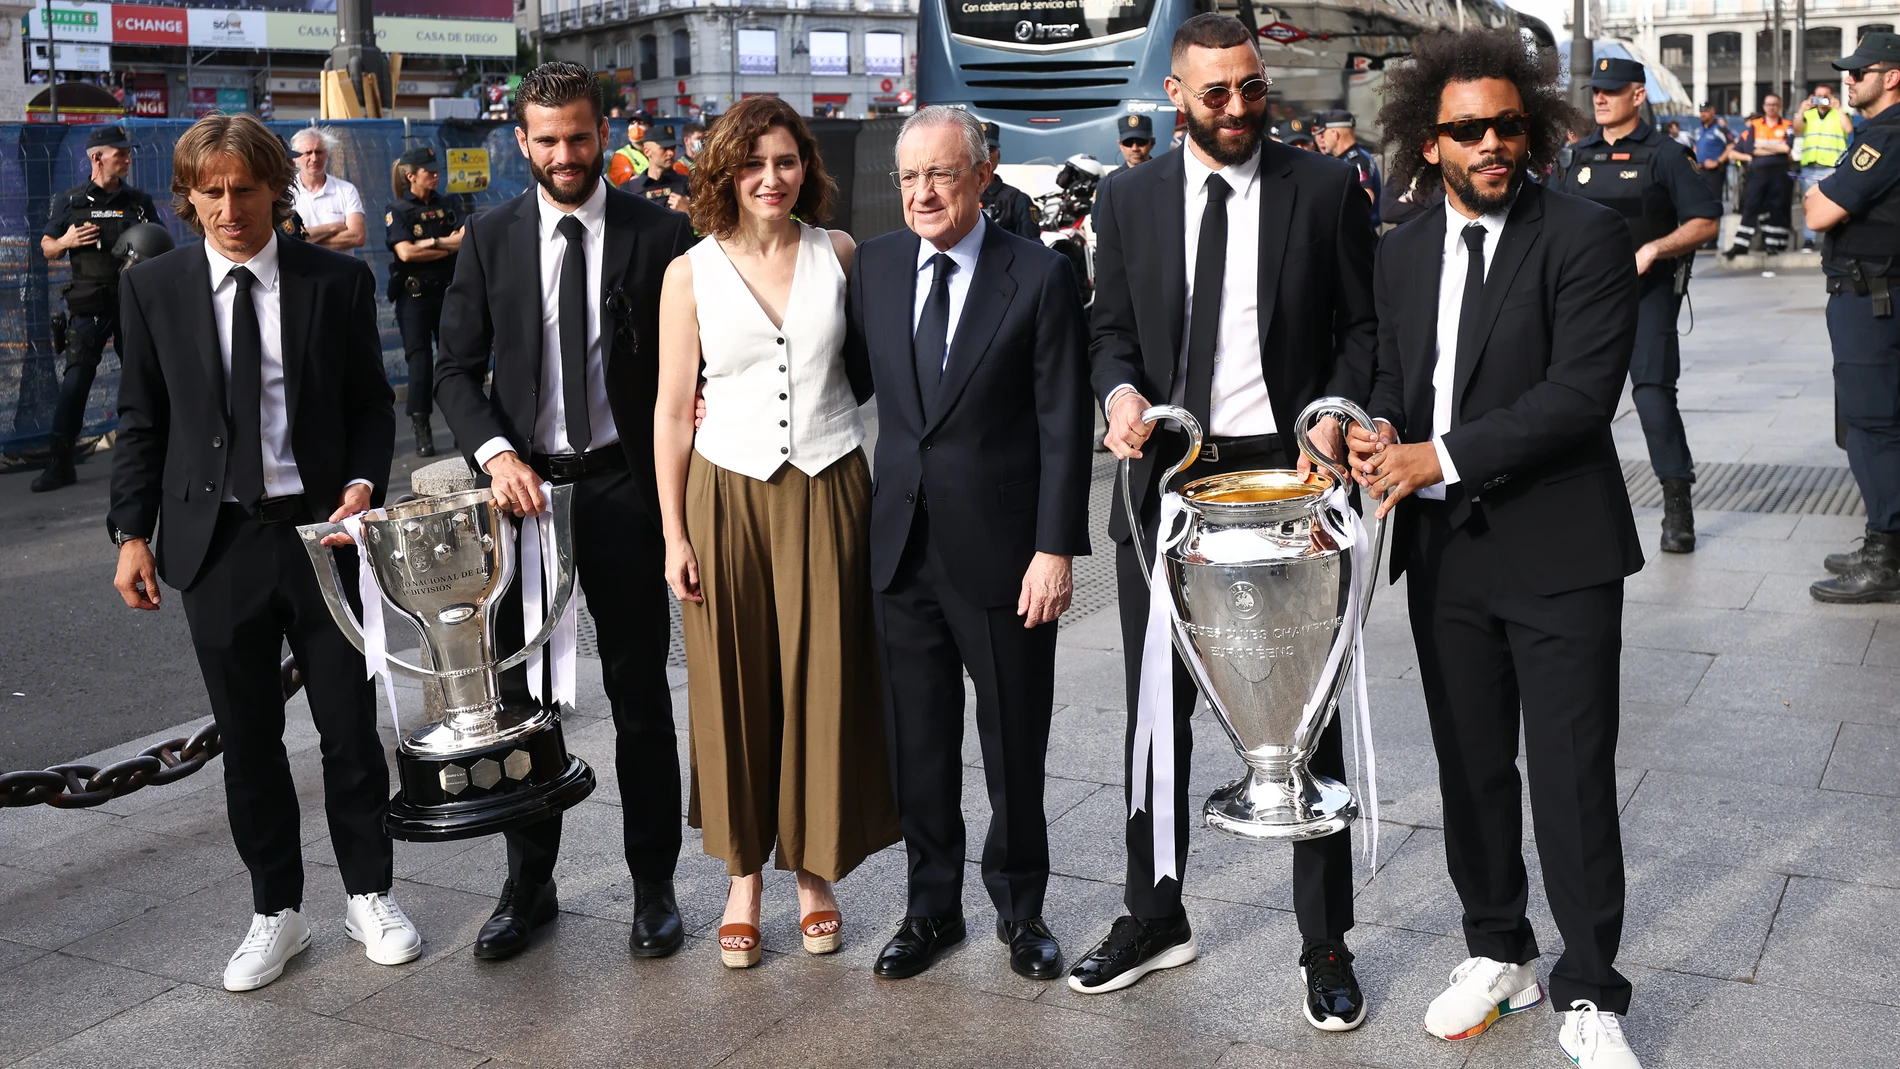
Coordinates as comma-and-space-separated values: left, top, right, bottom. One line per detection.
188, 7, 267, 48
111, 5, 188, 45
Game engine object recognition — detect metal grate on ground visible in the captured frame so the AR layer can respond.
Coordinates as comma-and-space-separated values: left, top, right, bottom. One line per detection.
1622, 460, 1864, 516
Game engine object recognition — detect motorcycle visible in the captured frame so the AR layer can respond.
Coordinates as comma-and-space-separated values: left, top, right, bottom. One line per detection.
1033, 153, 1108, 306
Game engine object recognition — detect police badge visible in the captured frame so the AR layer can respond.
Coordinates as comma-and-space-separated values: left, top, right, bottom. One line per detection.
1577, 166, 1592, 185
413, 224, 424, 236
1854, 143, 1883, 172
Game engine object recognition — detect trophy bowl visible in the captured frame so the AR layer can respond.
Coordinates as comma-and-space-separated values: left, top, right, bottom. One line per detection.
298, 486, 595, 842
1123, 398, 1383, 842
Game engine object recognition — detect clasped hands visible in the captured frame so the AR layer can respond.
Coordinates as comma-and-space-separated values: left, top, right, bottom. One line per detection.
1345, 421, 1441, 519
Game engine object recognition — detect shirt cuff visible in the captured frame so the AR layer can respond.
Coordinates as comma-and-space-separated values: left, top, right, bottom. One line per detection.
1373, 417, 1400, 443
1104, 383, 1140, 412
344, 478, 374, 492
1432, 436, 1460, 485
474, 437, 516, 472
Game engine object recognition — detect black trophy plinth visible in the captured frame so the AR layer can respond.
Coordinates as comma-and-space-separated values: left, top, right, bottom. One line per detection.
387, 710, 595, 842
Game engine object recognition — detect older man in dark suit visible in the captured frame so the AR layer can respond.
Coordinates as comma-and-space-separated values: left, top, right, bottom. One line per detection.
845, 105, 1093, 983
109, 112, 409, 993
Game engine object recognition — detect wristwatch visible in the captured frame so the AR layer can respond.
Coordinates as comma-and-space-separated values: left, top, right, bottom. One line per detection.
110, 525, 145, 547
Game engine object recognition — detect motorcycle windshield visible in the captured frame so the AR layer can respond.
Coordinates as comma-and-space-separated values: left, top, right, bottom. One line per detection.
946, 0, 1157, 47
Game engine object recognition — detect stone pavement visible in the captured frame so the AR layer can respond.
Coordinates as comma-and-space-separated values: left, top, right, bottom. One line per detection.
4, 256, 1900, 1068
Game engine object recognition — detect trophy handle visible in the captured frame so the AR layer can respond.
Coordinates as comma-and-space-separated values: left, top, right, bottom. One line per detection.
295, 523, 435, 680
492, 483, 579, 674
1293, 396, 1389, 624
1119, 404, 1203, 584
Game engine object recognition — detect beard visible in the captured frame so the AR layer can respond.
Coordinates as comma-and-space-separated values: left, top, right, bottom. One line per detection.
1185, 104, 1267, 167
531, 154, 601, 206
1442, 152, 1524, 216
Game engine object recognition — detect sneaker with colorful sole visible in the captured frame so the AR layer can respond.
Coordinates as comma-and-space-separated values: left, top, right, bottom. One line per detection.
1424, 956, 1544, 1041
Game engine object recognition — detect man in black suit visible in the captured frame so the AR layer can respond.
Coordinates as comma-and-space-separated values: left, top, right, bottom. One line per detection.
1349, 29, 1646, 1069
434, 61, 697, 961
108, 113, 412, 992
847, 106, 1092, 982
1070, 13, 1379, 1030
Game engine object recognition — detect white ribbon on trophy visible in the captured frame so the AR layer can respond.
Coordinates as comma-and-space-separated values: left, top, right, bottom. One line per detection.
339, 511, 406, 733
1308, 480, 1379, 866
519, 480, 578, 711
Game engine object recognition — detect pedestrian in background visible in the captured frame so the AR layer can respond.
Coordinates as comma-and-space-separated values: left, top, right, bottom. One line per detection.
978, 121, 1041, 240
1692, 103, 1733, 223
1118, 113, 1156, 167
385, 146, 462, 457
289, 126, 366, 255
1319, 109, 1383, 224
1724, 94, 1795, 256
1796, 83, 1855, 251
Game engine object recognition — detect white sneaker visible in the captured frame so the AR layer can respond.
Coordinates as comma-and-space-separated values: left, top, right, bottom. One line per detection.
345, 891, 423, 966
1424, 956, 1544, 1040
223, 909, 311, 991
1560, 1000, 1642, 1067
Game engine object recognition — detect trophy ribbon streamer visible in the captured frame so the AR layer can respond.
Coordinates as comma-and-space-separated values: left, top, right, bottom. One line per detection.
1308, 481, 1379, 867
520, 481, 578, 710
340, 512, 405, 734
1130, 491, 1194, 884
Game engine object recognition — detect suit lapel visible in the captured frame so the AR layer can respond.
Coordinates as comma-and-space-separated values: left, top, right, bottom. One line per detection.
1410, 204, 1446, 437
186, 248, 227, 425
1253, 146, 1295, 381
880, 230, 927, 431
1452, 185, 1543, 418
599, 187, 637, 372
1151, 153, 1187, 390
510, 194, 544, 390
926, 223, 1015, 433
276, 238, 311, 437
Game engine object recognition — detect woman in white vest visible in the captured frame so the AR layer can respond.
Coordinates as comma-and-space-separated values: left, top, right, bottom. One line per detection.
653, 97, 899, 969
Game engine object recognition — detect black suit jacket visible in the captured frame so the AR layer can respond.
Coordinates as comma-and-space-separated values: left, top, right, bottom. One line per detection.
1088, 139, 1378, 543
109, 237, 395, 591
1369, 181, 1645, 595
846, 220, 1092, 607
433, 184, 696, 520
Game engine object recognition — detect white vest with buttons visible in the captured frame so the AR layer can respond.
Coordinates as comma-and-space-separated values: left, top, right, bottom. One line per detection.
689, 223, 863, 482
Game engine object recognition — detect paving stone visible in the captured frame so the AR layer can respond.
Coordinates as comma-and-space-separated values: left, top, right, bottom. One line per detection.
1455, 962, 1727, 1069
0, 937, 49, 973
1212, 1043, 1383, 1069
1618, 647, 1715, 709
1060, 607, 1123, 652
1689, 654, 1900, 725
1746, 571, 1900, 619
1052, 645, 1133, 710
1755, 877, 1900, 1007
1621, 770, 1900, 887
1821, 722, 1900, 796
0, 862, 165, 950
1623, 602, 1876, 665
1617, 699, 1839, 788
9, 822, 247, 901
0, 951, 175, 1066
0, 803, 119, 858
11, 983, 487, 1069
1617, 972, 1900, 1069
1792, 512, 1876, 546
1669, 533, 1863, 576
1625, 561, 1766, 610
1868, 618, 1900, 668
1042, 704, 1132, 788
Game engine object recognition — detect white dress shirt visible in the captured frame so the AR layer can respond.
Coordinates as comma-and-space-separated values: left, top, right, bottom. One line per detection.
1416, 205, 1508, 500
475, 179, 619, 469
291, 173, 364, 234
912, 213, 987, 367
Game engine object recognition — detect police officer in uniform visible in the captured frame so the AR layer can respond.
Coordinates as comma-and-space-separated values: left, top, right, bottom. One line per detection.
1562, 57, 1721, 552
1805, 32, 1900, 602
978, 121, 1041, 241
34, 125, 157, 492
1317, 109, 1382, 224
1117, 113, 1156, 167
384, 146, 463, 458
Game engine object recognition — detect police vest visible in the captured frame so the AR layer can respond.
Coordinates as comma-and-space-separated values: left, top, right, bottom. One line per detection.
1563, 140, 1679, 250
1799, 107, 1851, 167
1823, 143, 1900, 272
60, 184, 152, 314
386, 194, 461, 298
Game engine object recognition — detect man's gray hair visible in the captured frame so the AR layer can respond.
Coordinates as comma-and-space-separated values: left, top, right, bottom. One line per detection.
290, 125, 339, 157
896, 106, 988, 169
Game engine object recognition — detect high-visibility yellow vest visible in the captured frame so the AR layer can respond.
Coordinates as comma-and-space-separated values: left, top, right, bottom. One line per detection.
1799, 107, 1851, 167
608, 143, 650, 188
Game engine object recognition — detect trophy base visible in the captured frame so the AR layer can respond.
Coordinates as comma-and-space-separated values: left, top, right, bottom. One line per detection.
1203, 766, 1358, 843
387, 714, 596, 842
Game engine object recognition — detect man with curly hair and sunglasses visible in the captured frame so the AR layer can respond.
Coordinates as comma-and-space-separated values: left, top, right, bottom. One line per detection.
1345, 27, 1647, 1069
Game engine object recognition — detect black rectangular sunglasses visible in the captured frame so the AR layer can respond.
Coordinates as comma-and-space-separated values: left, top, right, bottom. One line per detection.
1433, 112, 1534, 143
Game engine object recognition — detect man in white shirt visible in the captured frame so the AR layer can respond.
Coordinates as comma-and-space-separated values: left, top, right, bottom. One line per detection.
289, 127, 366, 254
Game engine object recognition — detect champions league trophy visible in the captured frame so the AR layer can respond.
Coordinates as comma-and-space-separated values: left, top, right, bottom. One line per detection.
1123, 397, 1384, 843
298, 486, 595, 841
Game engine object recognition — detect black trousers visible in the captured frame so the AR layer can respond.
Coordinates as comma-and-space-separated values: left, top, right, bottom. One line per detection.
1732, 166, 1794, 253
394, 293, 443, 418
874, 510, 1057, 922
1630, 279, 1695, 482
180, 503, 392, 913
1114, 442, 1354, 937
499, 466, 682, 885
1406, 498, 1631, 1014
1828, 290, 1900, 531
49, 311, 118, 438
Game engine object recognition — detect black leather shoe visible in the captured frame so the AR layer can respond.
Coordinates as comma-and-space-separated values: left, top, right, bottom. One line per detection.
1067, 914, 1197, 994
629, 878, 684, 958
1812, 530, 1900, 603
996, 916, 1063, 980
1299, 939, 1367, 1032
1659, 477, 1696, 554
473, 878, 557, 961
873, 916, 966, 979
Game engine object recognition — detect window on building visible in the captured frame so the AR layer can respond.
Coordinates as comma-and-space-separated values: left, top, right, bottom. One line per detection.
810, 30, 850, 76
640, 34, 658, 80
673, 30, 691, 76
1707, 30, 1743, 72
738, 28, 777, 75
615, 39, 632, 70
1664, 0, 1688, 13
865, 31, 903, 77
593, 45, 610, 71
1660, 34, 1692, 76
1858, 24, 1895, 38
1605, 0, 1629, 15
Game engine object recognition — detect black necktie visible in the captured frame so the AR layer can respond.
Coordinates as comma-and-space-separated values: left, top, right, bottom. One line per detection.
227, 265, 265, 509
1454, 222, 1488, 378
913, 252, 955, 411
1184, 173, 1231, 429
555, 214, 592, 452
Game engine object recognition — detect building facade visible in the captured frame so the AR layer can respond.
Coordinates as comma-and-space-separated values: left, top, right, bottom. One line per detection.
539, 0, 917, 120
1598, 0, 1900, 116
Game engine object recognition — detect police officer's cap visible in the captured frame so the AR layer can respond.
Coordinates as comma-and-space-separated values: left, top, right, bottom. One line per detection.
1285, 117, 1315, 145
277, 134, 300, 160
643, 132, 680, 149
397, 146, 438, 169
979, 121, 1002, 148
1119, 114, 1154, 144
85, 125, 130, 151
1319, 109, 1355, 129
628, 110, 655, 124
1834, 32, 1900, 71
1587, 56, 1645, 90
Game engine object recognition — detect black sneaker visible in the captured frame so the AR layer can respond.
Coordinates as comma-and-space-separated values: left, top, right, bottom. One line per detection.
1300, 940, 1367, 1032
1067, 914, 1198, 994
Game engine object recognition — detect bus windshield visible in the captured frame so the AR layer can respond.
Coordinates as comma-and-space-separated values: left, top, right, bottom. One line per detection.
945, 0, 1160, 47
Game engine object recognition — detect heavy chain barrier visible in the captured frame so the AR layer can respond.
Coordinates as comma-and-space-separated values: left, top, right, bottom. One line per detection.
0, 656, 302, 810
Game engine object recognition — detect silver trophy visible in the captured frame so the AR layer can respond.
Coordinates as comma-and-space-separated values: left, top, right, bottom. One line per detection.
298, 487, 595, 841
1123, 397, 1383, 841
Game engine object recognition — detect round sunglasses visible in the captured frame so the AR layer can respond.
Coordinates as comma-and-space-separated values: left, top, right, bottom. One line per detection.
1171, 75, 1274, 110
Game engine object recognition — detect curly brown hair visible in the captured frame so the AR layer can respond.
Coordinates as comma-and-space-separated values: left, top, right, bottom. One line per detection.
688, 97, 836, 238
1375, 27, 1580, 195
170, 113, 295, 234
